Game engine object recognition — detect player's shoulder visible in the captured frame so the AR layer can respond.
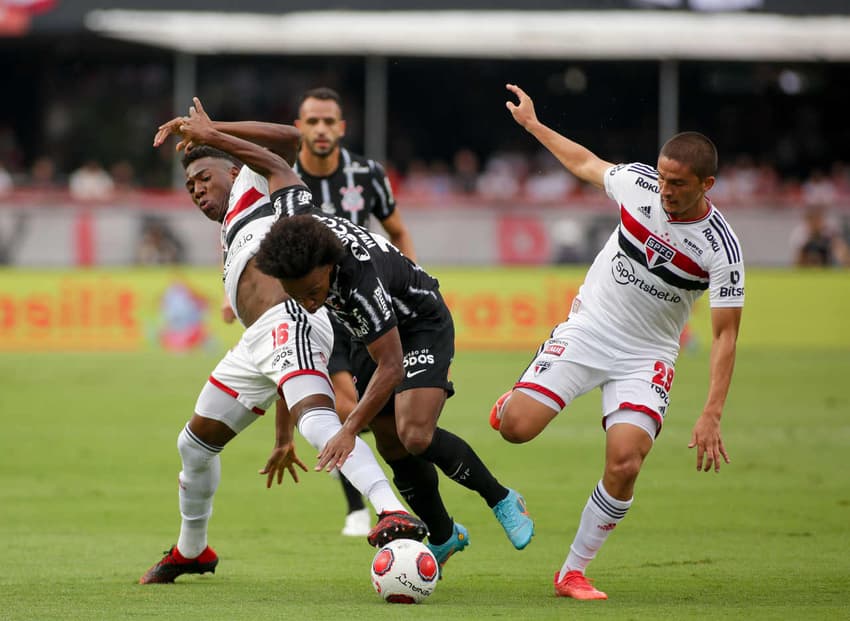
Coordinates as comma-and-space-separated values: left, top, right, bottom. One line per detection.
341, 148, 384, 176
607, 162, 658, 183
701, 204, 744, 265
606, 161, 660, 194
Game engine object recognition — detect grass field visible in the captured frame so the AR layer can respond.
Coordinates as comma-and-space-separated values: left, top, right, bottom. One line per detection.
1, 271, 849, 620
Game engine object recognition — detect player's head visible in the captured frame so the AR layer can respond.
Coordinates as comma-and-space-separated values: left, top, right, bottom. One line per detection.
181, 146, 241, 223
657, 132, 717, 220
295, 87, 346, 159
255, 214, 346, 313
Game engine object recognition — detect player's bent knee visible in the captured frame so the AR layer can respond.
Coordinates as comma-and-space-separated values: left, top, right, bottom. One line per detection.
498, 418, 538, 444
398, 427, 434, 455
605, 454, 643, 483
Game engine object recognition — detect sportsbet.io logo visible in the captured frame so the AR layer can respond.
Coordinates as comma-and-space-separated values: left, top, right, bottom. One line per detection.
611, 252, 681, 303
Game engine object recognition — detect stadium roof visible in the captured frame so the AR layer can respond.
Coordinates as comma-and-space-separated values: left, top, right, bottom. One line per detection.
82, 9, 850, 61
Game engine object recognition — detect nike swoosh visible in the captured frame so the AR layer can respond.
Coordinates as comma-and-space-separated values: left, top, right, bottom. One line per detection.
406, 369, 427, 378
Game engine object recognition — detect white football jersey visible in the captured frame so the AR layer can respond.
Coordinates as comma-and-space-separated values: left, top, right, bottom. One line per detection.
567, 162, 745, 360
221, 166, 273, 326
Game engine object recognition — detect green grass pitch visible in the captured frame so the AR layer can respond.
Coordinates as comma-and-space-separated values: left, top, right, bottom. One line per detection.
1, 269, 848, 620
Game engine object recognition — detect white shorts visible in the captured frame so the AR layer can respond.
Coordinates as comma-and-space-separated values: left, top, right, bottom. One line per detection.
514, 322, 675, 437
195, 301, 335, 431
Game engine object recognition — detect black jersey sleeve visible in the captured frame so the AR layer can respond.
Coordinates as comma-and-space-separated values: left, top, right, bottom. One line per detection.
369, 159, 397, 221
270, 185, 317, 216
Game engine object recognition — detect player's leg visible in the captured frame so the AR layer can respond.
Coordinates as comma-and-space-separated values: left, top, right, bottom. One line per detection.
395, 385, 533, 550
492, 389, 560, 443
263, 304, 426, 546
555, 416, 654, 600
370, 413, 467, 571
140, 363, 263, 584
555, 367, 664, 600
328, 319, 370, 536
490, 334, 587, 442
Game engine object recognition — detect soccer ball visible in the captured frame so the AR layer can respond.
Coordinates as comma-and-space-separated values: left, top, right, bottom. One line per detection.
370, 538, 439, 604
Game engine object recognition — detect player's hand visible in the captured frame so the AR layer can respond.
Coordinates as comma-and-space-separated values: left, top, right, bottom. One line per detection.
221, 299, 237, 324
176, 97, 216, 151
259, 442, 308, 488
315, 428, 357, 472
153, 117, 188, 149
688, 412, 730, 473
505, 83, 539, 130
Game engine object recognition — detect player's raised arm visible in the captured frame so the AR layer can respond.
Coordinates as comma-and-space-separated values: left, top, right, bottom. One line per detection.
154, 102, 301, 165
178, 98, 302, 192
505, 83, 613, 190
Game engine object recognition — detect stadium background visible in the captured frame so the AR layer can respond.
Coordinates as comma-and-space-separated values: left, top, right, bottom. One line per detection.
1, 3, 849, 619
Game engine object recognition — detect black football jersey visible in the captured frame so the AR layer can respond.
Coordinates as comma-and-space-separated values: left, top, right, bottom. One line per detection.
307, 210, 441, 344
293, 148, 396, 228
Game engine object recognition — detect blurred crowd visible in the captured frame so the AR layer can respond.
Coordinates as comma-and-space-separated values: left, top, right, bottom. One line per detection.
3, 143, 850, 210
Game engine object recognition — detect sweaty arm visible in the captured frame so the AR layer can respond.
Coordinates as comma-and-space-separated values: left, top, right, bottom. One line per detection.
689, 306, 742, 472
341, 328, 404, 434
380, 211, 417, 262
505, 83, 613, 189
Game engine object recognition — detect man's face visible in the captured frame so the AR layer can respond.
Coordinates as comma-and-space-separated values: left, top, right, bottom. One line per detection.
184, 157, 238, 222
295, 97, 346, 159
281, 264, 334, 314
656, 155, 714, 221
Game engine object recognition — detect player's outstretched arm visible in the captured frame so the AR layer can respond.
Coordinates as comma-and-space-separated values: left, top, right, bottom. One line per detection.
178, 98, 303, 192
688, 306, 741, 473
209, 121, 301, 166
505, 83, 613, 190
154, 107, 300, 165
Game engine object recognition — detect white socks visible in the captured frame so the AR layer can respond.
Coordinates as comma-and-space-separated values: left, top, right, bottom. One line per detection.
561, 480, 632, 578
176, 425, 222, 559
297, 407, 404, 515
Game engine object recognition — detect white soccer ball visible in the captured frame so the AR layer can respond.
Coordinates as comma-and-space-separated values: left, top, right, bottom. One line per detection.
370, 538, 439, 604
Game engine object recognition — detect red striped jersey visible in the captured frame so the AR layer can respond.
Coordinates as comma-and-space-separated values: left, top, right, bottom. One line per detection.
567, 162, 744, 358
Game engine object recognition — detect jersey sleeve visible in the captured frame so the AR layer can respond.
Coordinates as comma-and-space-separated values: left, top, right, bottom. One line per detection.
705, 216, 745, 308
603, 162, 659, 209
369, 160, 397, 220
602, 163, 629, 204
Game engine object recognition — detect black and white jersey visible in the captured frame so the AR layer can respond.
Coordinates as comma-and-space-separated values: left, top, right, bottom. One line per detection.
293, 148, 396, 229
305, 210, 441, 344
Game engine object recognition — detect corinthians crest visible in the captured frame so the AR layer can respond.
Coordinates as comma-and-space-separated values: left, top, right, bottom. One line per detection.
340, 185, 365, 214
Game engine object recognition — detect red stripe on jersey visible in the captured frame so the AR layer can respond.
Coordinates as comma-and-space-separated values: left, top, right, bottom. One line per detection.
514, 381, 566, 410
251, 406, 265, 415
620, 206, 709, 278
277, 369, 333, 398
208, 375, 238, 398
224, 187, 264, 227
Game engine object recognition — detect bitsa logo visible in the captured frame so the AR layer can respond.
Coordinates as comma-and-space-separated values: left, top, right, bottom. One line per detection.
644, 235, 675, 269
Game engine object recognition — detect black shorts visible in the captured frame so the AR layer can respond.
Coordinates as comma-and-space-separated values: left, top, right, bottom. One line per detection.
349, 305, 456, 417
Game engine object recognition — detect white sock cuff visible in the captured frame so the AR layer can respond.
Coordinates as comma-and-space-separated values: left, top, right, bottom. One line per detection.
588, 480, 632, 522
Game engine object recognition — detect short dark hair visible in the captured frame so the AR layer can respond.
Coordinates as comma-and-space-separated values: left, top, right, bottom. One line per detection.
659, 131, 718, 180
255, 215, 346, 280
298, 87, 343, 110
180, 145, 242, 170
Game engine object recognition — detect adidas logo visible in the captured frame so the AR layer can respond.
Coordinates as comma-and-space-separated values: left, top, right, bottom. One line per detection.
597, 523, 617, 532
638, 205, 652, 218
